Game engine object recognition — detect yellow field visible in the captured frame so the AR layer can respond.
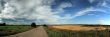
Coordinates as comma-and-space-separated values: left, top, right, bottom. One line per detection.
49, 25, 108, 31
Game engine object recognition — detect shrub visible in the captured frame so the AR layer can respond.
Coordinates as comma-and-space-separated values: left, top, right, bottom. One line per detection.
31, 22, 36, 28
43, 24, 48, 27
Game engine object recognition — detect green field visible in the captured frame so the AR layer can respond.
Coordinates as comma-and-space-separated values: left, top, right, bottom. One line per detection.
45, 26, 109, 37
0, 25, 34, 36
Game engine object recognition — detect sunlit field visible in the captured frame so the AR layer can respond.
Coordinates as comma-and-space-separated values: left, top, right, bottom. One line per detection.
48, 25, 109, 31
45, 25, 110, 37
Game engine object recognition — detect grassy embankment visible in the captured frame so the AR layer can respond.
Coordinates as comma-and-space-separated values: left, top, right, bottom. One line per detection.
0, 25, 35, 36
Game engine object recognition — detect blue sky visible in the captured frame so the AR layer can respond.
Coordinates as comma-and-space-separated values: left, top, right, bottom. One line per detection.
0, 0, 110, 25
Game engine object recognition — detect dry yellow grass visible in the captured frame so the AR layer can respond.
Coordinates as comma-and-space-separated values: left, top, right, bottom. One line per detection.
49, 25, 107, 31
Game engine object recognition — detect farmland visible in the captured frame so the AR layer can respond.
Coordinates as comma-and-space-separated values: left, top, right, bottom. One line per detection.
45, 25, 110, 37
0, 24, 110, 37
48, 25, 109, 31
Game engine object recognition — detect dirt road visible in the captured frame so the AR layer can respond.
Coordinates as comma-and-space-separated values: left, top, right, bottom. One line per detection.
4, 26, 48, 37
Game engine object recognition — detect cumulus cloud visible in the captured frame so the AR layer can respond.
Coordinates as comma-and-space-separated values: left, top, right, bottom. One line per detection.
0, 2, 15, 19
0, 0, 59, 24
0, 0, 109, 24
0, 0, 5, 13
0, 0, 74, 24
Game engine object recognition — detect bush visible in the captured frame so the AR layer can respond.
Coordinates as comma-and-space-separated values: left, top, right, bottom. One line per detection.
43, 24, 48, 27
31, 22, 36, 28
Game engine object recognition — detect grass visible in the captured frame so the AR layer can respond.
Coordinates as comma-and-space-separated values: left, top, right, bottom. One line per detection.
45, 27, 63, 37
45, 26, 109, 37
0, 25, 33, 36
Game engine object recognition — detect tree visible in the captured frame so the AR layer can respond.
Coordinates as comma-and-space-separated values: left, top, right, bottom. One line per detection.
3, 23, 6, 26
31, 22, 36, 28
0, 23, 6, 26
43, 24, 48, 27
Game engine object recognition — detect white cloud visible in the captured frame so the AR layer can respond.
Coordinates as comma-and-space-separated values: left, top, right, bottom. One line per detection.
101, 1, 110, 9
101, 1, 106, 6
0, 0, 74, 24
71, 6, 108, 19
0, 0, 109, 24
88, 0, 95, 3
74, 7, 93, 17
71, 7, 94, 19
0, 0, 56, 24
55, 2, 72, 14
59, 2, 72, 8
0, 2, 15, 19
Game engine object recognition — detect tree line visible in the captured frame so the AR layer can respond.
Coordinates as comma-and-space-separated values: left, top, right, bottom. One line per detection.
0, 22, 47, 28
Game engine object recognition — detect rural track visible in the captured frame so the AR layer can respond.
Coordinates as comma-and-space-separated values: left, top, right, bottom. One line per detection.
3, 26, 48, 37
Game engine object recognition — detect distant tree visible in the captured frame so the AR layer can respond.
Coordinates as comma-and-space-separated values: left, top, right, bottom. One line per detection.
3, 23, 6, 26
31, 22, 36, 28
43, 24, 48, 27
0, 23, 6, 26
